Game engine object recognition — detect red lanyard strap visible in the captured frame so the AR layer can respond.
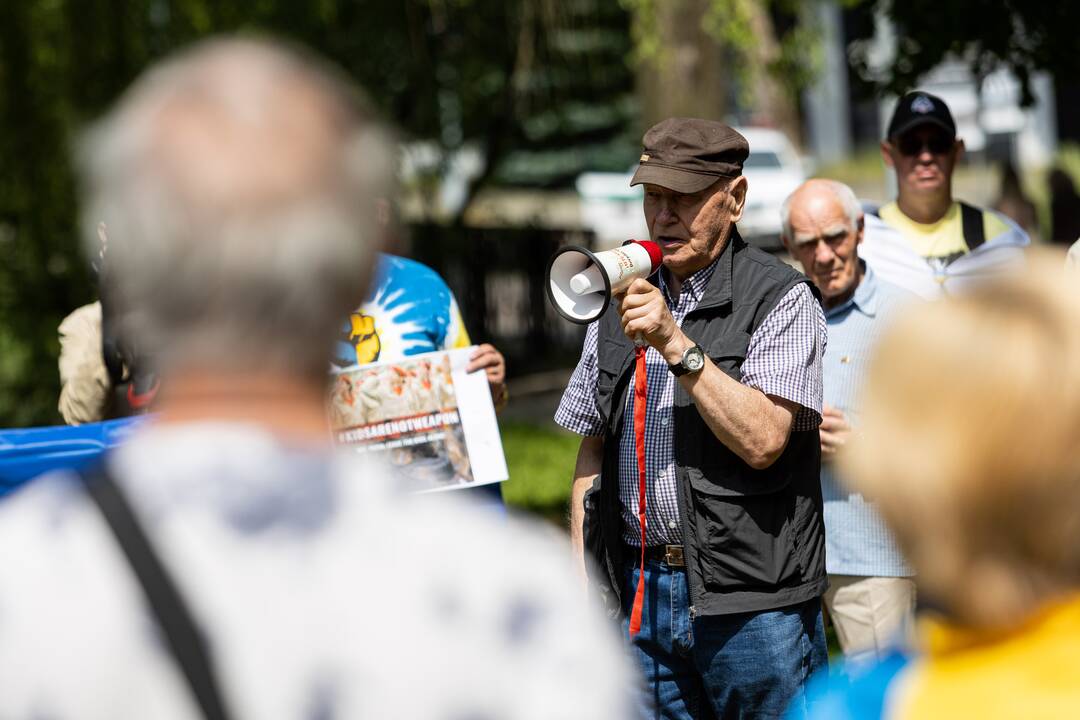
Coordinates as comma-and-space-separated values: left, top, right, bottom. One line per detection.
628, 345, 648, 636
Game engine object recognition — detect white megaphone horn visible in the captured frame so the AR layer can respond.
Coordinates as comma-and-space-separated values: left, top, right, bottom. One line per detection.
546, 240, 663, 324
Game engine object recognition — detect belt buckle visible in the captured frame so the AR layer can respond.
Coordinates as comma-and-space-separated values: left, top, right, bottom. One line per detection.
663, 545, 685, 567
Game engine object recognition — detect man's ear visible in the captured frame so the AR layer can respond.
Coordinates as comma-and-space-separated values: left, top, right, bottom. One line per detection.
954, 138, 966, 163
880, 140, 896, 169
855, 214, 865, 246
729, 175, 749, 223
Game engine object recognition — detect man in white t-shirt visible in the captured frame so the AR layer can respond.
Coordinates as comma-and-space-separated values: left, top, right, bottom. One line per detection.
0, 37, 631, 720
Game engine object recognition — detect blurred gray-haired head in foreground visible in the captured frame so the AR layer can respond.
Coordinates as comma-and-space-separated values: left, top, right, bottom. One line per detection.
79, 37, 394, 382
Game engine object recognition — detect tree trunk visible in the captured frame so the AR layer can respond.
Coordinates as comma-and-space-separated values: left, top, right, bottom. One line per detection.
745, 2, 802, 147
636, 0, 729, 126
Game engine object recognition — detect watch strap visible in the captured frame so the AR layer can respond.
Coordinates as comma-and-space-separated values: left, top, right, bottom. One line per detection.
669, 360, 690, 377
668, 344, 703, 377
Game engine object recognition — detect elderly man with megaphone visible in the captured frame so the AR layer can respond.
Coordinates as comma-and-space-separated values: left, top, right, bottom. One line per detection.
553, 118, 829, 720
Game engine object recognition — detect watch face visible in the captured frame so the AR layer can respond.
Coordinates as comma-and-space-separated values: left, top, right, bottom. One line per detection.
685, 346, 705, 371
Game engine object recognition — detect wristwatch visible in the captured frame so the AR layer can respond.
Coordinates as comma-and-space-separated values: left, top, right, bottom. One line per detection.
669, 344, 705, 377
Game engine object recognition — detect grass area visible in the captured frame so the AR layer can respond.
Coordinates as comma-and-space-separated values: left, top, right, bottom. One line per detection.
813, 147, 893, 203
499, 419, 578, 523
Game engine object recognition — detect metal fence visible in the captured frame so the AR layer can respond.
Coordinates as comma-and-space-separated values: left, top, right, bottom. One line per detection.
408, 223, 593, 378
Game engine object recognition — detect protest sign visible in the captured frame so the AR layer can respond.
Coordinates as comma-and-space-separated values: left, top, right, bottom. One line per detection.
329, 347, 508, 492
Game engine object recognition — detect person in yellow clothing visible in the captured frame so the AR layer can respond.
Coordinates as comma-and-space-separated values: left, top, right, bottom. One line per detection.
861, 91, 1028, 298
789, 250, 1080, 719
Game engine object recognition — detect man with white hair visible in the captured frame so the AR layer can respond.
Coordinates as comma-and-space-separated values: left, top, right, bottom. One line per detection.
0, 38, 631, 720
782, 178, 917, 665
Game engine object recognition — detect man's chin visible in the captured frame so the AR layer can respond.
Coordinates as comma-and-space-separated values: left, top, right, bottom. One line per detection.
659, 244, 687, 262
907, 175, 946, 193
661, 255, 690, 276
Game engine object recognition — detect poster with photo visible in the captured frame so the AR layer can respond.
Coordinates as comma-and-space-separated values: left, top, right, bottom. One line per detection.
329, 347, 508, 493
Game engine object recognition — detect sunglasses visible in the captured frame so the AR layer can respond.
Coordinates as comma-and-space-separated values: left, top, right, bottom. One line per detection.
896, 132, 954, 157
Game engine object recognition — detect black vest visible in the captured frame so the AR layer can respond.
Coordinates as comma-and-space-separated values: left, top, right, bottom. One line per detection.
585, 231, 827, 617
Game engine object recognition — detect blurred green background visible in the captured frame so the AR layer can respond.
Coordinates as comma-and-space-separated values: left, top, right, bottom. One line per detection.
5, 0, 1080, 517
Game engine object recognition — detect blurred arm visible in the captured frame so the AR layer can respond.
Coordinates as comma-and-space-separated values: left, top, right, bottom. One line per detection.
58, 302, 112, 425
570, 435, 603, 584
618, 281, 823, 469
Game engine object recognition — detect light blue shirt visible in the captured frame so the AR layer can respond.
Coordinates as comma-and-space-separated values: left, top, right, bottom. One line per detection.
821, 262, 914, 577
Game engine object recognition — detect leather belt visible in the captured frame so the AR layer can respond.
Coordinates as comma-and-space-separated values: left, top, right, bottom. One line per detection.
629, 544, 685, 568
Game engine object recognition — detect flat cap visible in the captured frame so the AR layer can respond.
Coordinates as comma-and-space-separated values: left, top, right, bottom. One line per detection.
631, 118, 748, 194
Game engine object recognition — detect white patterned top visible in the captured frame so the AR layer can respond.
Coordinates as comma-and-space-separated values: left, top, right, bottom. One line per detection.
0, 422, 633, 719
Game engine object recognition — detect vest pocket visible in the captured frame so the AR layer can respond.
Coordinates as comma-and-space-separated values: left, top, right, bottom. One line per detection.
690, 489, 801, 590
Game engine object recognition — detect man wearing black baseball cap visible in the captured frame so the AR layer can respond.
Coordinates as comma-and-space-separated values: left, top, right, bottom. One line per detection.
861, 91, 1029, 297
556, 117, 828, 719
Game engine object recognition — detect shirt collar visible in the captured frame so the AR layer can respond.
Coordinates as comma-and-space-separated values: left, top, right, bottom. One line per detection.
658, 228, 742, 308
660, 251, 720, 304
824, 260, 879, 319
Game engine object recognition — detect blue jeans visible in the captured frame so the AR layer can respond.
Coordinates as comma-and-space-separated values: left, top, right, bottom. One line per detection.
621, 558, 827, 720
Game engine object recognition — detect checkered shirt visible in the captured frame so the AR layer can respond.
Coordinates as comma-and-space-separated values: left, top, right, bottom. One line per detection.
554, 259, 825, 546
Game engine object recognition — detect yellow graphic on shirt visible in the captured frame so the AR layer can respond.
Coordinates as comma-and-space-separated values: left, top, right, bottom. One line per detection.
879, 201, 1012, 262
348, 313, 381, 364
879, 202, 969, 260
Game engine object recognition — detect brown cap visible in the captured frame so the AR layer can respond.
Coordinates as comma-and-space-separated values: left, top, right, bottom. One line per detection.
630, 118, 748, 194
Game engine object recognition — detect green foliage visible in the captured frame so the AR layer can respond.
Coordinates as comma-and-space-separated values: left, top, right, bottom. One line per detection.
499, 420, 577, 520
0, 1, 90, 429
850, 1, 1080, 106
0, 0, 637, 428
618, 0, 662, 66
619, 0, 823, 110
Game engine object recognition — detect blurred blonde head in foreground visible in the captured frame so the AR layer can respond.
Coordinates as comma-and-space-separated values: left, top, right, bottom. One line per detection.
841, 249, 1080, 630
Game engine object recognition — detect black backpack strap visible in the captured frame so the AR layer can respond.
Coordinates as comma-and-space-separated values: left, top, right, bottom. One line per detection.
81, 464, 234, 720
960, 202, 986, 251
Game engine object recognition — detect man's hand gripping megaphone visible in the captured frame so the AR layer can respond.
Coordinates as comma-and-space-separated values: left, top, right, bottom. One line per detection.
615, 276, 687, 356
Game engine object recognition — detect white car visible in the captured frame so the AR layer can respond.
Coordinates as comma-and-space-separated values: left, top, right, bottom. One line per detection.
735, 127, 807, 248
575, 126, 806, 250
574, 166, 648, 249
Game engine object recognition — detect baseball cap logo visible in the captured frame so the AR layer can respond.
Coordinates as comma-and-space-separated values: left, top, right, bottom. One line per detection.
910, 94, 935, 114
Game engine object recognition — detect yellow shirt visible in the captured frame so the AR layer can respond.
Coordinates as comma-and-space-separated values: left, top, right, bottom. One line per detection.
879, 201, 1010, 264
893, 596, 1080, 719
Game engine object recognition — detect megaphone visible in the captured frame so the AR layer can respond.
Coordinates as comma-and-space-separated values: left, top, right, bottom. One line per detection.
546, 240, 663, 324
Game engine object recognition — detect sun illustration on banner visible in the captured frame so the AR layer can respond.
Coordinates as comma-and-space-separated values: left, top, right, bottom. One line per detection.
358, 286, 432, 359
